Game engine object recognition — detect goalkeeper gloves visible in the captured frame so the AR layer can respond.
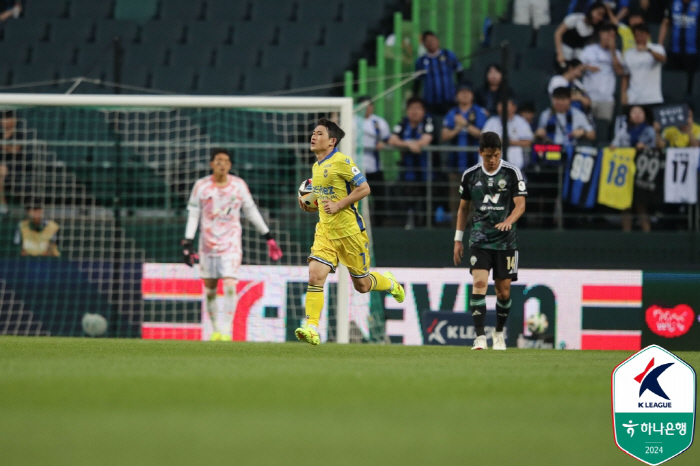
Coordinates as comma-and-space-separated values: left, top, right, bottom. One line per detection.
266, 238, 283, 261
181, 239, 199, 267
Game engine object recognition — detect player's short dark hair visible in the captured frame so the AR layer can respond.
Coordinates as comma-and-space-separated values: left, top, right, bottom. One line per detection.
210, 148, 231, 162
632, 23, 650, 35
421, 30, 437, 41
1, 109, 16, 119
552, 87, 572, 99
566, 58, 583, 70
479, 132, 502, 151
316, 117, 345, 148
406, 96, 426, 110
587, 1, 606, 17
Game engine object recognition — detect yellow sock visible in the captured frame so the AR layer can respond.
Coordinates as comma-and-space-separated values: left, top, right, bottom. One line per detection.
305, 285, 324, 329
368, 272, 392, 292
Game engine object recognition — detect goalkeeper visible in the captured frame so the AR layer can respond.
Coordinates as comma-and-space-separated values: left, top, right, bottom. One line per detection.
295, 118, 404, 346
181, 149, 283, 341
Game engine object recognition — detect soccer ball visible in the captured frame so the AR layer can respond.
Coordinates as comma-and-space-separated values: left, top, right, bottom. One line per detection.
298, 179, 318, 210
82, 312, 108, 337
526, 312, 549, 335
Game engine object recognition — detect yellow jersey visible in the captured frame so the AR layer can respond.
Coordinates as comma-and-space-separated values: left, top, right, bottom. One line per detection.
311, 148, 367, 239
662, 124, 700, 148
597, 148, 636, 210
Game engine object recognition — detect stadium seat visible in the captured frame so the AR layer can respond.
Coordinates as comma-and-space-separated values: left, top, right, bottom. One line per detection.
170, 45, 216, 68
289, 68, 336, 94
113, 0, 158, 21
0, 63, 10, 86
240, 68, 289, 94
119, 64, 151, 89
68, 0, 115, 19
183, 21, 232, 45
247, 0, 295, 22
158, 0, 204, 20
93, 20, 139, 44
518, 48, 555, 73
76, 44, 117, 73
535, 24, 557, 51
22, 0, 68, 18
661, 70, 689, 104
306, 44, 353, 71
549, 0, 569, 24
29, 43, 78, 67
47, 19, 95, 44
151, 66, 197, 93
122, 44, 169, 69
139, 21, 186, 45
509, 69, 550, 106
204, 0, 250, 21
0, 43, 30, 66
10, 64, 60, 91
231, 21, 277, 46
261, 46, 307, 70
277, 23, 323, 47
216, 46, 261, 69
491, 24, 533, 49
342, 0, 387, 23
196, 69, 239, 94
2, 19, 49, 44
295, 0, 342, 22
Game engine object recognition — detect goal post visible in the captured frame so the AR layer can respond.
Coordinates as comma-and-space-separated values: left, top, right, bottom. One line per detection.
0, 93, 376, 343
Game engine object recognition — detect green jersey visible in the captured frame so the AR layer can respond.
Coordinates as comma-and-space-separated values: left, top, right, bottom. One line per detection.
459, 160, 527, 250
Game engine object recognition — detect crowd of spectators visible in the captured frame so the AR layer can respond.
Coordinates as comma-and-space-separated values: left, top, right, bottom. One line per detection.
358, 0, 700, 230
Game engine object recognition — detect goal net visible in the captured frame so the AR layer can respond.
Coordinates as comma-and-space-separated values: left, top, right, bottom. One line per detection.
0, 94, 385, 343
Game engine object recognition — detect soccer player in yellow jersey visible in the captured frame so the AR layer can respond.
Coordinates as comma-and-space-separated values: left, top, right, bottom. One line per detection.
295, 118, 405, 345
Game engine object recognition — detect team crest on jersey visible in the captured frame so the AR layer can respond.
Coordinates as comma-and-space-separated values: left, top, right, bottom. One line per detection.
324, 169, 328, 178
470, 255, 477, 266
498, 179, 507, 189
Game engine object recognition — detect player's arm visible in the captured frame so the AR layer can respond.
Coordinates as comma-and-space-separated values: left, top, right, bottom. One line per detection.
496, 196, 526, 231
453, 199, 470, 266
322, 161, 370, 214
181, 183, 200, 267
337, 181, 371, 209
241, 183, 283, 261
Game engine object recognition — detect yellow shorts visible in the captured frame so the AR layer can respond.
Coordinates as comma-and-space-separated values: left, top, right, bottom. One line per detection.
308, 224, 371, 278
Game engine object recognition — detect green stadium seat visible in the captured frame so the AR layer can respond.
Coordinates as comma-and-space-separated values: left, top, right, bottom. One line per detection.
93, 20, 139, 44
306, 44, 352, 71
261, 46, 307, 70
342, 0, 387, 23
662, 70, 689, 104
535, 24, 557, 51
10, 64, 60, 91
69, 0, 115, 19
183, 21, 232, 45
0, 63, 9, 86
294, 0, 342, 22
76, 44, 117, 73
170, 44, 216, 68
114, 0, 158, 21
550, 1, 569, 24
204, 0, 250, 21
47, 19, 95, 44
158, 0, 204, 20
289, 68, 335, 95
247, 0, 295, 22
196, 69, 239, 95
594, 118, 612, 146
231, 21, 276, 46
0, 43, 30, 65
509, 69, 549, 106
491, 24, 533, 48
151, 66, 196, 93
2, 19, 49, 44
119, 64, 151, 88
240, 68, 289, 94
123, 44, 169, 68
29, 43, 78, 66
518, 48, 555, 73
277, 22, 322, 47
139, 20, 185, 45
216, 46, 261, 69
23, 0, 68, 18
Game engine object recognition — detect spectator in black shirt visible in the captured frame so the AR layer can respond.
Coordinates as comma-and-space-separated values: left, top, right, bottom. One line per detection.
475, 64, 515, 117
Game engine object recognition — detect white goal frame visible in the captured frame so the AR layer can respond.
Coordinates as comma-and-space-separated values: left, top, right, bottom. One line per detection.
0, 93, 355, 344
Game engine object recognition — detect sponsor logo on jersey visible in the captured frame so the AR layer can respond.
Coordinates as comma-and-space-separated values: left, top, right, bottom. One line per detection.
483, 194, 500, 203
475, 181, 482, 186
345, 158, 351, 164
313, 186, 336, 195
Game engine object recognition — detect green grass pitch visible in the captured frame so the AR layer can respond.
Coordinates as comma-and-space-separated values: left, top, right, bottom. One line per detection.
0, 338, 697, 466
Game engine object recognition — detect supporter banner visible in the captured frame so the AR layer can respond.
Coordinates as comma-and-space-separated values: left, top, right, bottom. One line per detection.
642, 272, 700, 351
141, 265, 642, 349
653, 103, 688, 130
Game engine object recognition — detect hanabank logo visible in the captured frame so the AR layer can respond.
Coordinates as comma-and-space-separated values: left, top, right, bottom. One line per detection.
635, 358, 674, 409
